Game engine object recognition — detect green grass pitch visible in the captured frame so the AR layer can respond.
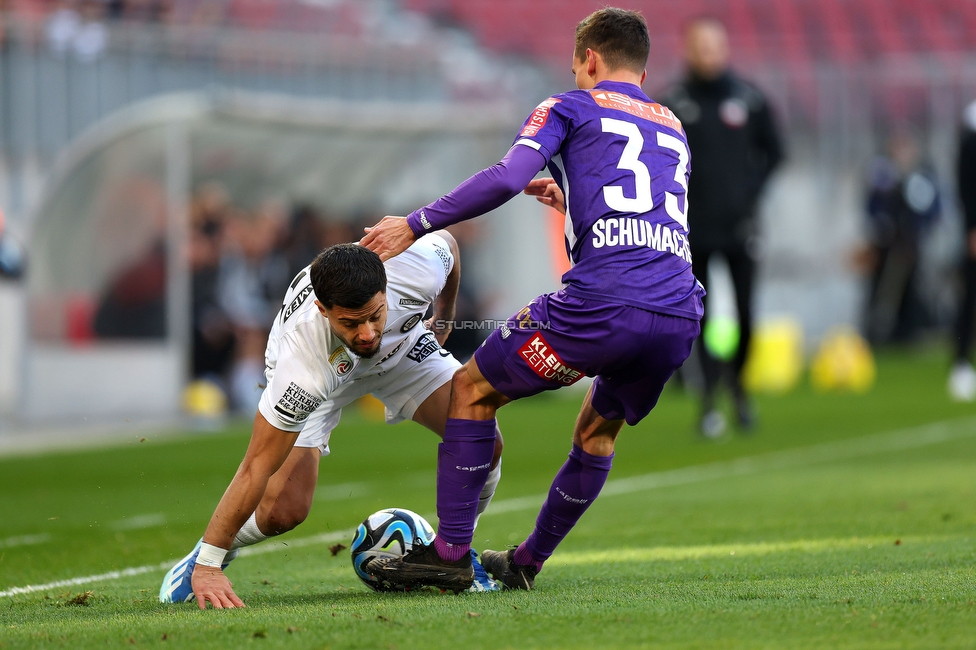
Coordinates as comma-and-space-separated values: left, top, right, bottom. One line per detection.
1, 347, 974, 648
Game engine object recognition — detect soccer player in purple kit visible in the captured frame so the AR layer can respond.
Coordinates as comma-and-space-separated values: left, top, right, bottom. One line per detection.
362, 7, 704, 591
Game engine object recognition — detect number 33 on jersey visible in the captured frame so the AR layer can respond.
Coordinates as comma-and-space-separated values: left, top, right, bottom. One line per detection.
513, 81, 702, 322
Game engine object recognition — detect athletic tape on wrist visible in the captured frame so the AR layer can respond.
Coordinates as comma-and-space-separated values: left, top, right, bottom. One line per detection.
197, 542, 228, 568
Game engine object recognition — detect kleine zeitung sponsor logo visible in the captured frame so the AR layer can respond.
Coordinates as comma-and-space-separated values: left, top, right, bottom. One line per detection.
518, 333, 583, 385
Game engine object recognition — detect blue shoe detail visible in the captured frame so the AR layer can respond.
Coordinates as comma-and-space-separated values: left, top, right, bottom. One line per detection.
467, 549, 499, 592
159, 539, 238, 603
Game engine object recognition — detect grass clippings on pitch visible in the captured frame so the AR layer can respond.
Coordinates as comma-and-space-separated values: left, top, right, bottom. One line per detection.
1, 346, 974, 649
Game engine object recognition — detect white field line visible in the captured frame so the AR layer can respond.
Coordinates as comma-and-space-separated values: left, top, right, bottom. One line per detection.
0, 561, 177, 598
110, 513, 167, 532
313, 482, 372, 501
3, 415, 975, 599
0, 531, 353, 599
0, 533, 51, 548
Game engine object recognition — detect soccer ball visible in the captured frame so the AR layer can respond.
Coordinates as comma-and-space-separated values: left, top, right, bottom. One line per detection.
350, 508, 435, 591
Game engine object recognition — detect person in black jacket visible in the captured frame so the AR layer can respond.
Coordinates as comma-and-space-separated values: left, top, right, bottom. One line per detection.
658, 16, 783, 437
949, 101, 976, 401
861, 129, 940, 346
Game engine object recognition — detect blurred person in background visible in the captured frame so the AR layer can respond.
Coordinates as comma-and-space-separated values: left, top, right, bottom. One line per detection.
658, 16, 783, 438
47, 0, 107, 62
325, 214, 358, 248
0, 206, 25, 280
92, 174, 170, 339
92, 238, 167, 338
46, 0, 82, 54
217, 201, 290, 414
949, 101, 976, 401
860, 128, 940, 346
282, 204, 327, 281
73, 0, 107, 62
190, 183, 235, 384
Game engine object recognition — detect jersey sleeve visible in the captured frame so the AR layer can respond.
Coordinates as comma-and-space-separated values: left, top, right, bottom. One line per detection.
385, 234, 454, 305
405, 146, 546, 236
257, 332, 329, 432
511, 94, 574, 163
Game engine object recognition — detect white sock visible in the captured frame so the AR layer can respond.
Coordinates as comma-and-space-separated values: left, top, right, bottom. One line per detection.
474, 458, 501, 529
230, 512, 271, 550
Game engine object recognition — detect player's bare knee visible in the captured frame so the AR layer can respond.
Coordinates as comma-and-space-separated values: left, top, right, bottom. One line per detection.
264, 501, 311, 534
264, 513, 304, 535
451, 366, 489, 410
574, 417, 622, 456
577, 433, 616, 457
449, 366, 480, 406
451, 365, 506, 411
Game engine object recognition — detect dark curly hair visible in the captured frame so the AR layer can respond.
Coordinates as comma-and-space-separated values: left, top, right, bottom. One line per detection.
310, 244, 387, 309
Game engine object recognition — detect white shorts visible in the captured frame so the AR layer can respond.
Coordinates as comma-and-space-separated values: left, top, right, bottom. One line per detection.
294, 346, 460, 455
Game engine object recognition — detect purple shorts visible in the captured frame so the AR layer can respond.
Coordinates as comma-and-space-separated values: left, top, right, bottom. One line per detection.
474, 290, 700, 426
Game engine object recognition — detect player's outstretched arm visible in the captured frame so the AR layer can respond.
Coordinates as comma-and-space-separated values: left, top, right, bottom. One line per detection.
427, 230, 460, 346
191, 412, 299, 610
362, 145, 546, 259
523, 177, 565, 215
360, 216, 417, 262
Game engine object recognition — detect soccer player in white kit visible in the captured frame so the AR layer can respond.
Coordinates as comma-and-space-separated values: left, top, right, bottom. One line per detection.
160, 234, 503, 608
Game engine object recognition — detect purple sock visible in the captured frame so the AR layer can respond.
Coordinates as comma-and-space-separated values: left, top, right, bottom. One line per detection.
514, 445, 613, 572
434, 418, 497, 562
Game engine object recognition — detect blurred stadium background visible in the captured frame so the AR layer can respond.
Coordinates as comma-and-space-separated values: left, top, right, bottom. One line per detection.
0, 0, 973, 431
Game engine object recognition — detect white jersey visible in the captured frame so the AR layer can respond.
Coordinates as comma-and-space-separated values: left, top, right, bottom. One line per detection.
257, 234, 455, 434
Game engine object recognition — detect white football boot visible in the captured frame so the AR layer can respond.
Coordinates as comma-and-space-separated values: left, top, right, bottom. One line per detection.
467, 549, 499, 592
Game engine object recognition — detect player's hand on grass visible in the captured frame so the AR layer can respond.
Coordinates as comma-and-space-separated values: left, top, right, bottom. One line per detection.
524, 178, 565, 215
361, 216, 416, 261
191, 565, 246, 610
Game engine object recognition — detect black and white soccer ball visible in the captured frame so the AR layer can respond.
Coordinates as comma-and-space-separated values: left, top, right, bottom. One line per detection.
350, 508, 435, 591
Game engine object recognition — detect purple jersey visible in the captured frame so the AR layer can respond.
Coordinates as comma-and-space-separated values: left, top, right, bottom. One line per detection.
515, 80, 704, 320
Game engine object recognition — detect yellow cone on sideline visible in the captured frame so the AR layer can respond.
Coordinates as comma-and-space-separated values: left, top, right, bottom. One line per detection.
810, 326, 876, 393
356, 394, 386, 421
742, 317, 804, 394
182, 379, 228, 417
